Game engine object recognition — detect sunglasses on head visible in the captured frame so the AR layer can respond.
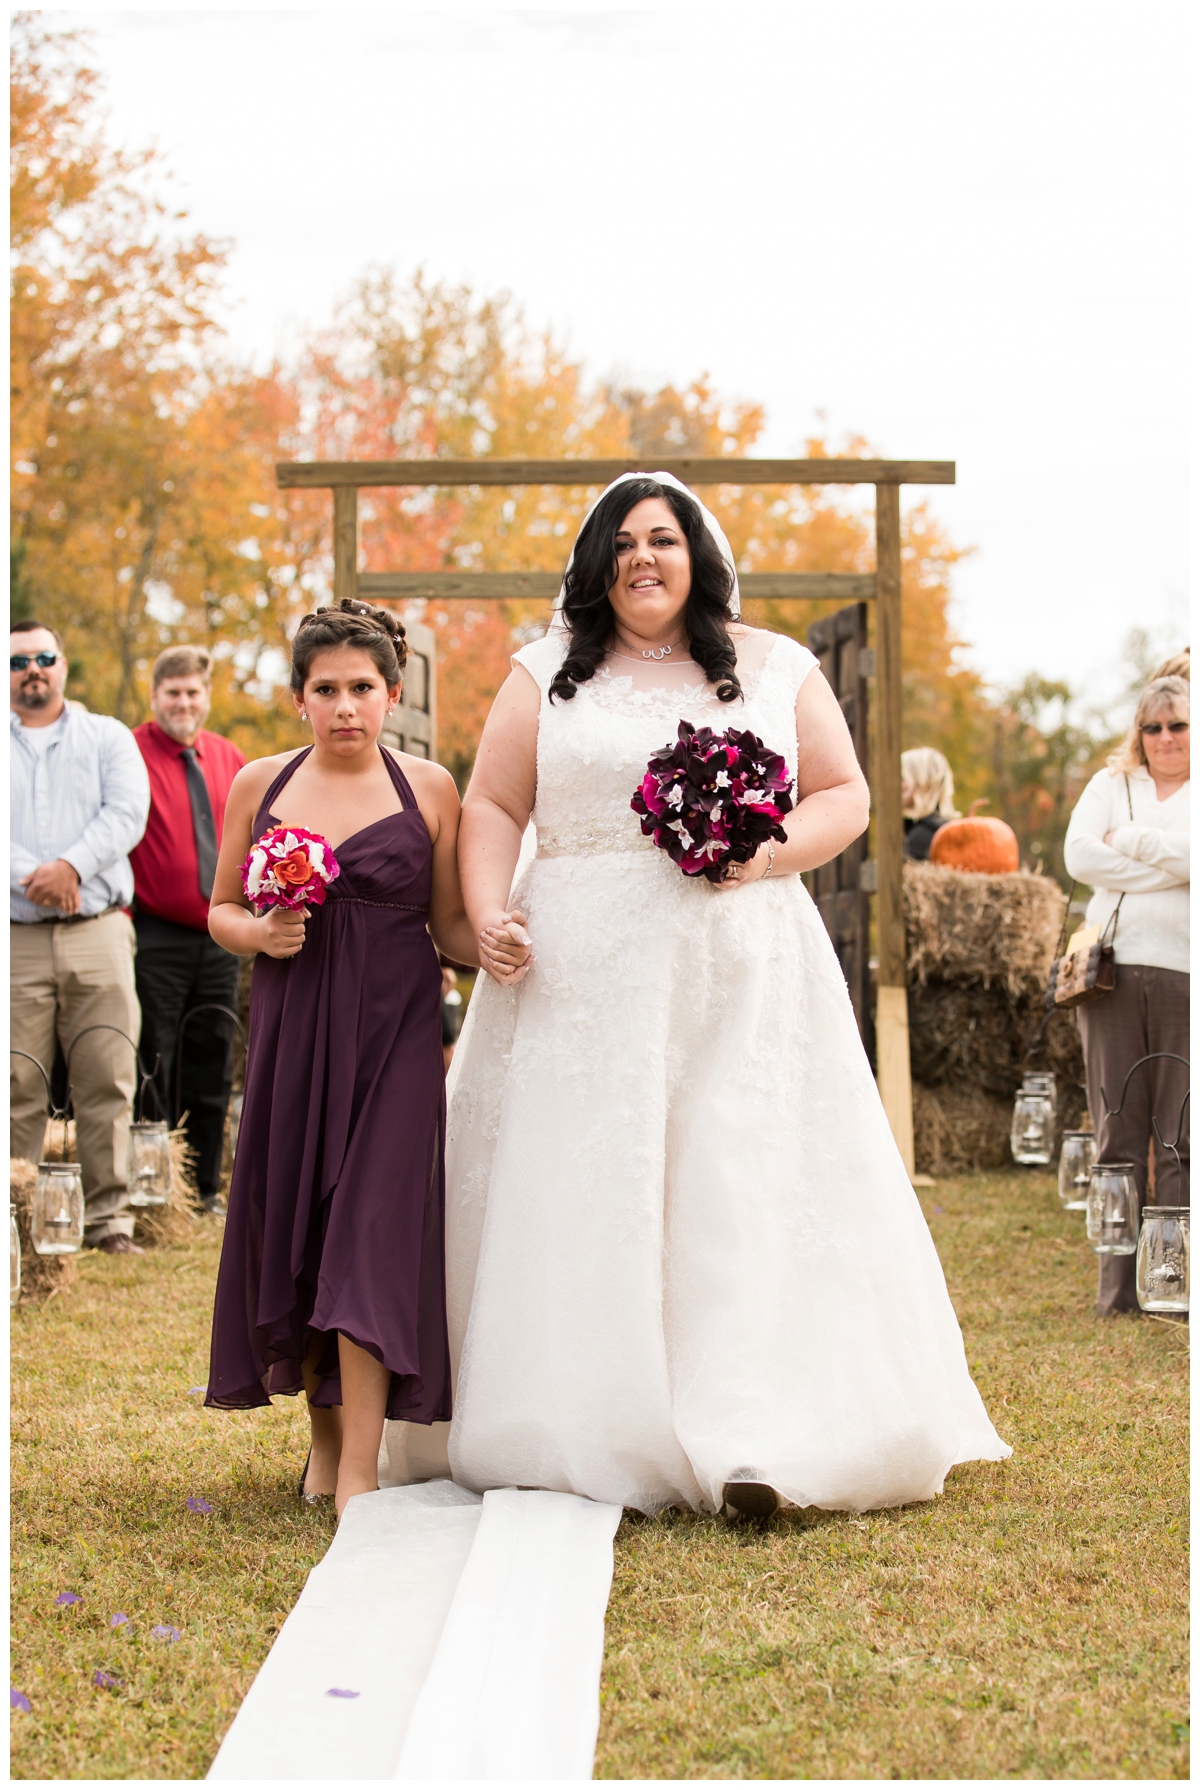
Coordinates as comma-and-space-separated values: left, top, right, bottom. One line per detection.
10, 652, 60, 672
1140, 720, 1189, 736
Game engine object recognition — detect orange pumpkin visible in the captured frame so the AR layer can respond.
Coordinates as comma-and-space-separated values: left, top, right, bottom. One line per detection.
929, 815, 1019, 874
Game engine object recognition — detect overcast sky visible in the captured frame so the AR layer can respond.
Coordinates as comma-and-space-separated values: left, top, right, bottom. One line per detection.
55, 3, 1190, 707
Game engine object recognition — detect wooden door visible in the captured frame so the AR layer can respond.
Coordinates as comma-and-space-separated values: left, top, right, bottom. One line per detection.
380, 618, 437, 761
806, 604, 873, 1056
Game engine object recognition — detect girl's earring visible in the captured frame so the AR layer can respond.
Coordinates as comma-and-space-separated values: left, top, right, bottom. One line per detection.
300, 710, 307, 721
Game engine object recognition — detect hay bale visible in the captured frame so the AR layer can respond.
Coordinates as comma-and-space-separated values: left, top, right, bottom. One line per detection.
912, 1078, 1089, 1177
10, 1158, 76, 1303
913, 1086, 1015, 1176
904, 861, 1087, 1172
908, 982, 1086, 1102
904, 862, 1066, 999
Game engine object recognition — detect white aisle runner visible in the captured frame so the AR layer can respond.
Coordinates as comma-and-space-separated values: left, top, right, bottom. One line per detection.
207, 1480, 621, 1782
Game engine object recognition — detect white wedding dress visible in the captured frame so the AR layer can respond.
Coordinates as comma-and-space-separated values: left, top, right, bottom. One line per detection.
402, 627, 1009, 1516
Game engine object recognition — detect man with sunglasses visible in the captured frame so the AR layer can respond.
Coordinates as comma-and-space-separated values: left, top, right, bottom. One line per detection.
10, 619, 151, 1253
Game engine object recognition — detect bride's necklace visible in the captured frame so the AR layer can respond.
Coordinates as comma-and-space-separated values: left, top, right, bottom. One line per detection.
612, 632, 691, 664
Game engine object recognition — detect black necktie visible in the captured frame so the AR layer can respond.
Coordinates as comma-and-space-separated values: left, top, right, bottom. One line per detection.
181, 748, 218, 900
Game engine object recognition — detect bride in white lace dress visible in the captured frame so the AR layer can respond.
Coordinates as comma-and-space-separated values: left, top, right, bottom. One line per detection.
394, 472, 1008, 1519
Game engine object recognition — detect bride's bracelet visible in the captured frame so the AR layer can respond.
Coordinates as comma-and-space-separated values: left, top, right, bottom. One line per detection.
763, 840, 776, 878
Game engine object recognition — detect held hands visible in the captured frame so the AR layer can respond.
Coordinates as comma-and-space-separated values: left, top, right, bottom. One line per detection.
20, 859, 82, 914
479, 909, 533, 986
258, 904, 309, 959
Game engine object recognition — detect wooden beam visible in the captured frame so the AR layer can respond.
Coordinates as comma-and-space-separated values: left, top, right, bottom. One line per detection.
872, 482, 914, 1175
332, 487, 358, 604
278, 457, 955, 491
874, 484, 905, 989
357, 571, 878, 602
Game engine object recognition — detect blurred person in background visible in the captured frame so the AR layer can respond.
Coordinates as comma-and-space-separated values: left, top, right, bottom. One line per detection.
1150, 648, 1189, 681
1064, 673, 1190, 1317
440, 960, 465, 1073
10, 618, 150, 1253
130, 647, 245, 1216
901, 746, 959, 861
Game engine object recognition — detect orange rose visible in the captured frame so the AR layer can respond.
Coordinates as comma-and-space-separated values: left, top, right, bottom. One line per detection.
274, 848, 313, 887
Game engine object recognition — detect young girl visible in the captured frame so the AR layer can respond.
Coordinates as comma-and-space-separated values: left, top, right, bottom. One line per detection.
205, 600, 478, 1516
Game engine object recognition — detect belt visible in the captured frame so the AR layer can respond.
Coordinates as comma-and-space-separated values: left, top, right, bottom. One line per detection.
15, 905, 125, 927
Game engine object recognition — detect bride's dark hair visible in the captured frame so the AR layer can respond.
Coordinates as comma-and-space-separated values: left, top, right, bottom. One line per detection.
548, 479, 742, 704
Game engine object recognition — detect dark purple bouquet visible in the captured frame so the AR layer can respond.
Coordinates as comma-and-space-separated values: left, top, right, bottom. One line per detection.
631, 721, 795, 884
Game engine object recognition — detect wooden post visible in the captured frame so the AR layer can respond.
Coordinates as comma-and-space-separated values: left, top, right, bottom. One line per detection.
874, 483, 915, 1175
333, 487, 359, 603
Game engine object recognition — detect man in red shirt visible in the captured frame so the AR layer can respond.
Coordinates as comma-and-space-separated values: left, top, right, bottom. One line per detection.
130, 647, 245, 1215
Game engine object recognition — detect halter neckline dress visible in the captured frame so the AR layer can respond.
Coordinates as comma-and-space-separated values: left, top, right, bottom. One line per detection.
206, 745, 450, 1424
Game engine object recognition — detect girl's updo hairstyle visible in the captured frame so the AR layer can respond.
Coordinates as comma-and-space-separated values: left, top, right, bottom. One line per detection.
548, 478, 742, 704
290, 598, 408, 693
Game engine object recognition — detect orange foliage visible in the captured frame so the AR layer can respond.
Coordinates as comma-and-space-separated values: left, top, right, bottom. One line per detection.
13, 17, 1040, 823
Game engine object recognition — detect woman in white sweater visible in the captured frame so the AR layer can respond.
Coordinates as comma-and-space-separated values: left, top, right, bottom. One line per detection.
1063, 673, 1190, 1316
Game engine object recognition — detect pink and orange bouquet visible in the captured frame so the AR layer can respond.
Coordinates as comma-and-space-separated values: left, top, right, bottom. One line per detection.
240, 826, 341, 911
631, 721, 795, 884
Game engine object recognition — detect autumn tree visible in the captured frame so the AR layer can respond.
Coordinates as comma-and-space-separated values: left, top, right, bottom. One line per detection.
14, 16, 1130, 841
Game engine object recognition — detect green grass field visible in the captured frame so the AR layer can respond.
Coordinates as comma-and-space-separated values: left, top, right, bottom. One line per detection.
10, 1171, 1188, 1780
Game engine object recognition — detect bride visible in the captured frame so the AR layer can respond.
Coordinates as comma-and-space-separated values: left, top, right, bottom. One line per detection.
391, 472, 1009, 1519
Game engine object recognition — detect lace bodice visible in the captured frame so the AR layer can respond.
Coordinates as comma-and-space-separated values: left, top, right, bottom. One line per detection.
513, 630, 818, 860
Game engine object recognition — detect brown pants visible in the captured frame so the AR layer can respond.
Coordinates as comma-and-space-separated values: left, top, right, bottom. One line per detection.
10, 911, 141, 1243
1078, 963, 1190, 1316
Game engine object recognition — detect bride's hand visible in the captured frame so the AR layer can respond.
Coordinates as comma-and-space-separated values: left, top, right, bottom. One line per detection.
479, 909, 534, 985
713, 848, 771, 894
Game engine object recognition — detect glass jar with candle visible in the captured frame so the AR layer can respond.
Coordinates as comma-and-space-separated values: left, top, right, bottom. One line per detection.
31, 1163, 85, 1255
1057, 1130, 1096, 1212
11, 1203, 21, 1306
1024, 1072, 1058, 1125
1086, 1161, 1139, 1255
1011, 1086, 1054, 1165
1136, 1207, 1189, 1313
126, 1120, 173, 1207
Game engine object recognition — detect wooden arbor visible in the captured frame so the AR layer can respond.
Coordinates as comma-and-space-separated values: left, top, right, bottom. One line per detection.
275, 455, 957, 1174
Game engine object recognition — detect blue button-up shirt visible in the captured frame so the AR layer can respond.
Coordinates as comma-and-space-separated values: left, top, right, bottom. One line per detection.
10, 705, 151, 922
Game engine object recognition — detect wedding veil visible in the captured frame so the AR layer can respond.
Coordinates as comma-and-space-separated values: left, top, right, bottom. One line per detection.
550, 470, 741, 632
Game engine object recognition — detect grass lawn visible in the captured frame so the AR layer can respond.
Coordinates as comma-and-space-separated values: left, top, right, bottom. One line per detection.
10, 1171, 1189, 1780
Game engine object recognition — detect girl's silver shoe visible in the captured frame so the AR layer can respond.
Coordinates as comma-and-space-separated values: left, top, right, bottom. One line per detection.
298, 1448, 333, 1504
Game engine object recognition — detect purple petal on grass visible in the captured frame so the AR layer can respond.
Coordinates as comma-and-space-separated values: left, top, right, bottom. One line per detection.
110, 1613, 130, 1628
187, 1386, 207, 1396
325, 1687, 360, 1699
92, 1670, 122, 1691
55, 1591, 81, 1606
186, 1497, 213, 1514
151, 1625, 181, 1642
932, 1205, 945, 1215
11, 1689, 31, 1713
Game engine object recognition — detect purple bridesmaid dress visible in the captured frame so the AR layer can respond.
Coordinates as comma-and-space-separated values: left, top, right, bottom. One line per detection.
206, 746, 451, 1424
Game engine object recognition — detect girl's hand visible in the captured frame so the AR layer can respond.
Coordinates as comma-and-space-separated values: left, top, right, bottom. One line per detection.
258, 904, 309, 958
712, 847, 771, 894
479, 909, 533, 986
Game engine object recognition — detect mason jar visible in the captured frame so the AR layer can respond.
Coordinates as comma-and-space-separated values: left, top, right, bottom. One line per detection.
1023, 1072, 1058, 1125
1136, 1207, 1189, 1313
31, 1163, 85, 1255
1057, 1130, 1096, 1212
1011, 1090, 1054, 1165
126, 1120, 173, 1207
1086, 1161, 1139, 1255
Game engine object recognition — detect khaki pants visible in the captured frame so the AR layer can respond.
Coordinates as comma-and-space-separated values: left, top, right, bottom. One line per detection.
10, 912, 141, 1243
1078, 963, 1190, 1317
